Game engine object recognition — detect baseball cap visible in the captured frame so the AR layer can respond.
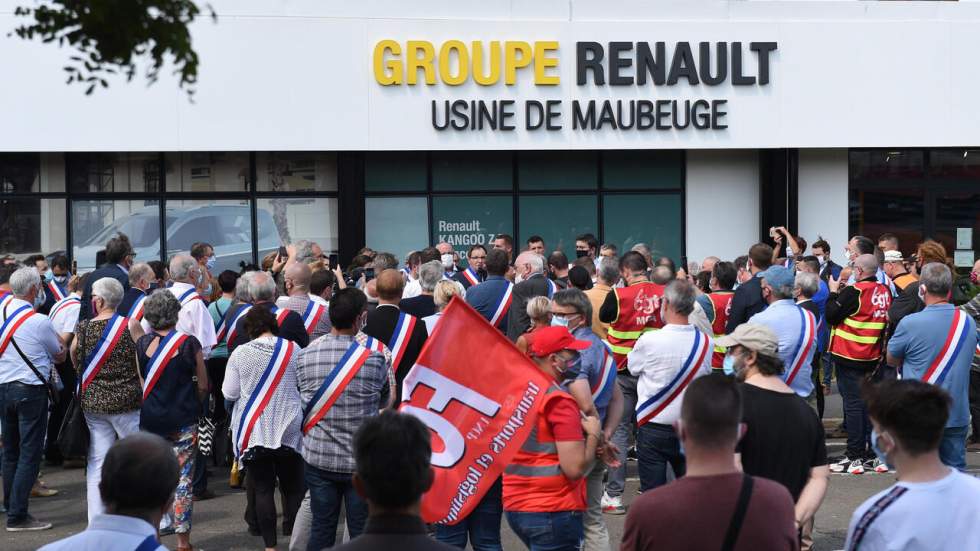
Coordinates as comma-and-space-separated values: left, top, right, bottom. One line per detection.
529, 326, 591, 357
757, 265, 795, 291
714, 323, 779, 358
883, 250, 904, 263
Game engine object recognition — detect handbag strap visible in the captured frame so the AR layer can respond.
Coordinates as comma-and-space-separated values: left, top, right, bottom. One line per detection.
721, 474, 754, 551
2, 302, 55, 402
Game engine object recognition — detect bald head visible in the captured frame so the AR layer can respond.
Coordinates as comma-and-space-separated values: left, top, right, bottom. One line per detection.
100, 432, 178, 516
285, 261, 312, 296
376, 269, 405, 303
854, 254, 879, 278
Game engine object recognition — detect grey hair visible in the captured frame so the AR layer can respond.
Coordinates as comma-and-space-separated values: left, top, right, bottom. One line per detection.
10, 266, 41, 298
631, 243, 652, 258
293, 240, 316, 264
129, 262, 155, 288
247, 271, 277, 302
419, 260, 443, 292
235, 271, 254, 302
92, 277, 125, 309
794, 272, 819, 300
652, 266, 673, 285
552, 288, 593, 327
663, 279, 696, 316
372, 252, 399, 271
919, 262, 953, 297
597, 257, 620, 285
526, 296, 552, 322
433, 279, 465, 309
854, 254, 879, 276
168, 254, 197, 282
144, 290, 181, 330
525, 254, 545, 274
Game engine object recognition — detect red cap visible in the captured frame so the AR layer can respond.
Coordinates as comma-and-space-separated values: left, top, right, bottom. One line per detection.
529, 326, 592, 357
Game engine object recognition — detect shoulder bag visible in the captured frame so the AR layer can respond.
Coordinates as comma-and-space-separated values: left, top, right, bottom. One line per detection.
57, 319, 90, 457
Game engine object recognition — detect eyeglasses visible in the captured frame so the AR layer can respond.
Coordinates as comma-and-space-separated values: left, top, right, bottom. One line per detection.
469, 255, 486, 260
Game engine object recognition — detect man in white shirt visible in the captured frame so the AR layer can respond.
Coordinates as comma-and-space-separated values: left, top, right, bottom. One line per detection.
845, 379, 980, 551
628, 279, 712, 491
164, 255, 217, 358
1, 267, 65, 532
40, 432, 177, 551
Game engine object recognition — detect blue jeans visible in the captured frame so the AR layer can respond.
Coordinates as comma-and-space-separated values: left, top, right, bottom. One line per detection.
939, 425, 968, 471
605, 372, 637, 498
636, 423, 685, 491
304, 464, 367, 550
505, 511, 583, 551
435, 477, 502, 551
836, 363, 871, 459
0, 382, 49, 522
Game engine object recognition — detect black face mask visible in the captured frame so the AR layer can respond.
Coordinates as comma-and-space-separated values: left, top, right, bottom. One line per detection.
575, 250, 589, 259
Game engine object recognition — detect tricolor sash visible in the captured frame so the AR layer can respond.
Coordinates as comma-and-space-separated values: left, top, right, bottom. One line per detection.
461, 267, 481, 287
127, 293, 147, 321
46, 280, 67, 301
591, 345, 618, 404
212, 303, 231, 342
235, 338, 296, 457
388, 311, 418, 369
270, 305, 291, 326
488, 282, 514, 328
177, 287, 202, 307
81, 314, 128, 391
0, 302, 34, 356
785, 307, 817, 385
635, 330, 711, 426
225, 304, 254, 345
922, 309, 972, 386
142, 331, 191, 400
50, 296, 81, 320
301, 301, 327, 336
546, 278, 558, 299
302, 337, 378, 434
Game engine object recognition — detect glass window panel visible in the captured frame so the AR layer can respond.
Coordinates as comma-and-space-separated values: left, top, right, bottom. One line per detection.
365, 152, 427, 192
431, 196, 513, 258
165, 152, 250, 192
927, 149, 980, 179
602, 151, 683, 190
932, 188, 979, 258
603, 194, 682, 264
0, 153, 65, 193
848, 189, 925, 258
431, 152, 512, 191
0, 198, 67, 259
164, 199, 254, 274
255, 152, 337, 192
518, 195, 598, 259
72, 200, 160, 271
67, 153, 161, 193
518, 151, 598, 190
849, 150, 926, 188
365, 197, 429, 260
257, 197, 338, 261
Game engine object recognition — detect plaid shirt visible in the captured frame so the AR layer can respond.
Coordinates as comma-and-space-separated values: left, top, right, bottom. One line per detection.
295, 332, 393, 472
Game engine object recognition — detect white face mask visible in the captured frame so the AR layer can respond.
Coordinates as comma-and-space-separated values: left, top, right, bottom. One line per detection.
843, 251, 854, 267
33, 286, 46, 310
441, 253, 454, 269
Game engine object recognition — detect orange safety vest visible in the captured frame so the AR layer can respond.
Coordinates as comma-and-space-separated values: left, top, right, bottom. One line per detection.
706, 291, 735, 369
892, 273, 918, 293
606, 281, 666, 370
829, 281, 892, 362
503, 385, 586, 513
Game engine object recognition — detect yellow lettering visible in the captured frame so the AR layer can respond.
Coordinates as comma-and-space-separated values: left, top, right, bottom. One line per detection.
534, 41, 559, 85
373, 40, 402, 85
406, 40, 436, 85
504, 41, 532, 85
439, 40, 469, 86
472, 40, 501, 85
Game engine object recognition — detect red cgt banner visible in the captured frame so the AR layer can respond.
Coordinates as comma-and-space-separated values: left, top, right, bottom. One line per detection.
400, 297, 552, 525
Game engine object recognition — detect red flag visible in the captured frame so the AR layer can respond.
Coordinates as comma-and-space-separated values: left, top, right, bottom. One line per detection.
400, 297, 552, 525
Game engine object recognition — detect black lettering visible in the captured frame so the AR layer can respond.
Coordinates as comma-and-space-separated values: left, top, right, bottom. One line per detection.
731, 42, 755, 85
525, 100, 544, 130
711, 99, 728, 129
478, 100, 496, 130
693, 99, 711, 129
616, 100, 635, 129
572, 100, 596, 129
608, 42, 633, 85
699, 42, 727, 85
450, 100, 468, 130
576, 42, 605, 85
598, 100, 617, 129
655, 100, 671, 130
432, 100, 449, 130
636, 42, 666, 85
667, 42, 699, 85
751, 42, 777, 85
545, 100, 562, 130
636, 100, 654, 129
500, 100, 516, 130
672, 100, 690, 129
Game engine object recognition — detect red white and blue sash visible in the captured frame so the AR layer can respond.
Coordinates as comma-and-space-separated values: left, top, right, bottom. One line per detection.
46, 280, 67, 301
269, 305, 291, 327
176, 287, 202, 307
546, 279, 558, 299
591, 345, 618, 404
302, 337, 378, 434
0, 301, 34, 356
127, 293, 147, 321
235, 338, 296, 457
301, 301, 327, 336
388, 311, 417, 369
922, 309, 972, 386
142, 331, 191, 400
461, 267, 481, 287
785, 307, 817, 385
224, 304, 253, 344
81, 314, 128, 391
50, 296, 81, 321
636, 330, 711, 426
489, 282, 514, 328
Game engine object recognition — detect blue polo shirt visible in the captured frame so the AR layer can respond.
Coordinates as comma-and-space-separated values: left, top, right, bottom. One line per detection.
569, 326, 613, 423
888, 303, 978, 428
748, 299, 816, 397
464, 275, 511, 332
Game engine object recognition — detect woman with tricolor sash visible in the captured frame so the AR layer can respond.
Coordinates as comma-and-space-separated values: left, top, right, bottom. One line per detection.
68, 277, 142, 523
135, 290, 208, 551
223, 306, 305, 551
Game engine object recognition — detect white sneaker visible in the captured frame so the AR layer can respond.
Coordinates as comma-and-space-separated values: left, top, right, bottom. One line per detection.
829, 456, 851, 473
869, 458, 891, 474
847, 459, 865, 475
601, 492, 625, 515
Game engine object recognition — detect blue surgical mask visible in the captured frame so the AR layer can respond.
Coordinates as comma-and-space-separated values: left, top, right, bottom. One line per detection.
870, 428, 894, 470
722, 354, 737, 377
206, 255, 216, 272
44, 269, 55, 281
551, 315, 570, 328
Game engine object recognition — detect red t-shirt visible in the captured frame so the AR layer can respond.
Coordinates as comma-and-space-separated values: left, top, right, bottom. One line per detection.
545, 395, 585, 442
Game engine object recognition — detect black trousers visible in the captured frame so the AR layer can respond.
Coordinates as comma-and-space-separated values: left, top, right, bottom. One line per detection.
970, 370, 980, 443
811, 355, 824, 420
44, 361, 76, 463
243, 447, 306, 548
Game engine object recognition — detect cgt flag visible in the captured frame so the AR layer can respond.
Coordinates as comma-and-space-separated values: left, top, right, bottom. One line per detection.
400, 296, 552, 525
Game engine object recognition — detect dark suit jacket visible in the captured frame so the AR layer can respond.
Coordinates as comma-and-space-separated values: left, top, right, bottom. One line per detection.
116, 287, 146, 318
332, 514, 458, 551
819, 260, 843, 283
364, 304, 428, 399
78, 264, 130, 323
399, 295, 436, 319
725, 275, 766, 333
229, 301, 309, 354
507, 273, 552, 342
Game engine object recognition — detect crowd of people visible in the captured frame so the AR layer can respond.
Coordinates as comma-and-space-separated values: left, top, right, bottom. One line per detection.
1, 227, 979, 551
